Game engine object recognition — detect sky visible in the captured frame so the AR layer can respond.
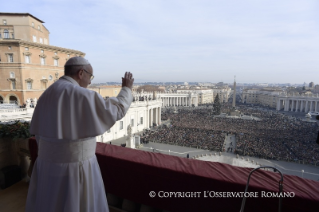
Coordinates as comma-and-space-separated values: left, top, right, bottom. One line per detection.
2, 0, 319, 83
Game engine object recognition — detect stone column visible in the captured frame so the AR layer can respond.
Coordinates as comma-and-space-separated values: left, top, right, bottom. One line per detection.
300, 100, 304, 112
310, 101, 313, 112
153, 108, 157, 125
316, 101, 318, 112
146, 109, 148, 128
150, 108, 153, 127
291, 100, 294, 111
305, 101, 308, 113
291, 100, 294, 112
276, 99, 280, 111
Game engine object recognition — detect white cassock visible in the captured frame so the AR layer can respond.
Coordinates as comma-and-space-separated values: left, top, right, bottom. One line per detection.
26, 75, 133, 212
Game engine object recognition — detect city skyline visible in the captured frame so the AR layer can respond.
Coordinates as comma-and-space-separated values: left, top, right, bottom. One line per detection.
2, 0, 319, 83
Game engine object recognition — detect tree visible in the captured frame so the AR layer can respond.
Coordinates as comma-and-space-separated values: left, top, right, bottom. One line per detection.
213, 94, 221, 115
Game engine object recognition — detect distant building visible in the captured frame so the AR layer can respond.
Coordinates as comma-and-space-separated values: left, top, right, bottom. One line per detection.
216, 82, 224, 87
241, 88, 283, 108
88, 85, 122, 98
309, 82, 315, 88
0, 13, 85, 105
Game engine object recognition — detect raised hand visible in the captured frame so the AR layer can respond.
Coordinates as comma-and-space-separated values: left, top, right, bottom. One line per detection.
122, 72, 134, 90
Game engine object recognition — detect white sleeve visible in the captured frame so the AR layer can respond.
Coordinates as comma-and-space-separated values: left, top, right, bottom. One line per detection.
106, 87, 133, 120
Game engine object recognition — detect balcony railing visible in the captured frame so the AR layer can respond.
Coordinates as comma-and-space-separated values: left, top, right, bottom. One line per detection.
28, 138, 319, 212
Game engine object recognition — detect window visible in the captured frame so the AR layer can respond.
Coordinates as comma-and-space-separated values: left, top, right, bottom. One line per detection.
41, 50, 44, 53
8, 54, 13, 62
25, 47, 29, 51
4, 29, 9, 38
119, 121, 123, 130
54, 52, 57, 55
32, 22, 34, 27
49, 75, 53, 81
140, 117, 143, 124
12, 81, 16, 89
12, 33, 14, 39
10, 72, 15, 78
25, 55, 30, 63
54, 59, 58, 66
38, 25, 40, 30
39, 38, 43, 43
41, 57, 45, 65
107, 129, 111, 133
3, 20, 7, 25
67, 54, 70, 58
33, 35, 36, 42
131, 119, 134, 127
27, 82, 32, 90
8, 46, 11, 50
42, 81, 47, 89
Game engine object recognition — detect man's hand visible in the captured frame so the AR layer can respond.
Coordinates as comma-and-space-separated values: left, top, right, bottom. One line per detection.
122, 72, 134, 90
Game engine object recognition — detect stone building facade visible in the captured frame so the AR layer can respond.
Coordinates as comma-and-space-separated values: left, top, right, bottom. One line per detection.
0, 13, 85, 104
96, 99, 162, 142
88, 85, 122, 98
241, 88, 282, 108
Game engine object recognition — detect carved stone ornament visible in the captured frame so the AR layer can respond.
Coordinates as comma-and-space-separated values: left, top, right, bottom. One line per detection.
39, 53, 47, 58
55, 72, 59, 79
7, 78, 16, 82
40, 79, 48, 83
23, 52, 32, 56
25, 78, 33, 82
52, 55, 60, 60
127, 125, 132, 138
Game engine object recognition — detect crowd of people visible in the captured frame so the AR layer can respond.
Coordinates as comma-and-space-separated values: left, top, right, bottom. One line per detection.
142, 103, 319, 165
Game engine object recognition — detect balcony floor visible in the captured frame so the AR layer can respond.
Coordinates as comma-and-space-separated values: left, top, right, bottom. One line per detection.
0, 181, 127, 212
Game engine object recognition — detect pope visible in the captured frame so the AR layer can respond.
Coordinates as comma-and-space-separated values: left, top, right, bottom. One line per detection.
26, 57, 134, 212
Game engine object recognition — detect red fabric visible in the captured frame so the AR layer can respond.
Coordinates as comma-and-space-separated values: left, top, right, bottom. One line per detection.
29, 138, 319, 212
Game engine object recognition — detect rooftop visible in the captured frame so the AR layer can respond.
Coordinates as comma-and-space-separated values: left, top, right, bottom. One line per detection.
0, 12, 45, 23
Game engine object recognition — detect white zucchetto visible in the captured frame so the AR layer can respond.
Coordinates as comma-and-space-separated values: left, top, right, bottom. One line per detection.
65, 56, 90, 66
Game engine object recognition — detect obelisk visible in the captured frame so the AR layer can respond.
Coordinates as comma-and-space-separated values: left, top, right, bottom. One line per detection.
232, 76, 236, 108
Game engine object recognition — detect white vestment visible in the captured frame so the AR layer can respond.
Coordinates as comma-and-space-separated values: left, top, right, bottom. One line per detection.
26, 76, 133, 212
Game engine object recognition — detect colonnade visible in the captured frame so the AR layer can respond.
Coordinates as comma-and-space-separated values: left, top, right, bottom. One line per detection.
277, 98, 319, 113
161, 96, 192, 107
147, 106, 161, 127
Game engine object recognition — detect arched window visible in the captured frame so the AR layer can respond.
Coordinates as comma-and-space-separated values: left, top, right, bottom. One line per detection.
4, 29, 9, 39
9, 96, 18, 104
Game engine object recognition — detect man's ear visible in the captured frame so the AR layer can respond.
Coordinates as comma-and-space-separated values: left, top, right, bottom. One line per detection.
78, 69, 84, 79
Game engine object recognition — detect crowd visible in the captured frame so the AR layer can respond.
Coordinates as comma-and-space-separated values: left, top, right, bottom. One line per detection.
143, 103, 319, 165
